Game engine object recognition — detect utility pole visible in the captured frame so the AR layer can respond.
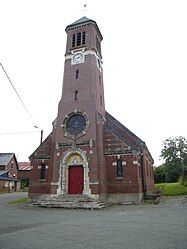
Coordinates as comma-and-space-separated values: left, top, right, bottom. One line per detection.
40, 130, 43, 145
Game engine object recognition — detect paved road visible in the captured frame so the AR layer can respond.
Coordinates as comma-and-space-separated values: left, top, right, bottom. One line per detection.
0, 192, 28, 206
0, 196, 187, 249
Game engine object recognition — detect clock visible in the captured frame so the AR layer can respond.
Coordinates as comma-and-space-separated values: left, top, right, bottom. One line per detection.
73, 52, 83, 63
63, 111, 89, 139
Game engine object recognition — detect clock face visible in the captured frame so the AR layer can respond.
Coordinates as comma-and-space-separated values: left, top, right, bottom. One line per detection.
65, 113, 87, 138
73, 53, 83, 63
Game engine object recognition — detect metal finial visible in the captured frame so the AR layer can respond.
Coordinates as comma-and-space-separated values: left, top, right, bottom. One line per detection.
82, 2, 88, 15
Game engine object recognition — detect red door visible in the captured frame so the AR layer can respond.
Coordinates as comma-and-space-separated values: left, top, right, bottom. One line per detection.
68, 166, 84, 194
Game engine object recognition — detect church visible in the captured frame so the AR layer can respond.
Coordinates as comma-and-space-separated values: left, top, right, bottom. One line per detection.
28, 17, 154, 205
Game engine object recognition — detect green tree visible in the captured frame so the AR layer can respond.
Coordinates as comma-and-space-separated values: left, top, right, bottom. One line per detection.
154, 165, 166, 183
160, 136, 187, 182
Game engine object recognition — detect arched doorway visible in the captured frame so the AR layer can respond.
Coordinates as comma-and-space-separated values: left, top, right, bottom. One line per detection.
57, 148, 91, 196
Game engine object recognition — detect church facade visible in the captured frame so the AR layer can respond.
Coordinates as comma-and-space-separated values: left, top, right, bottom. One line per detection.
28, 17, 154, 204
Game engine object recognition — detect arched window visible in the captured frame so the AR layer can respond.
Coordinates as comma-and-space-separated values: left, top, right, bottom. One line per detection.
75, 90, 78, 101
72, 34, 75, 47
116, 159, 123, 178
76, 33, 81, 46
76, 70, 79, 79
40, 163, 46, 179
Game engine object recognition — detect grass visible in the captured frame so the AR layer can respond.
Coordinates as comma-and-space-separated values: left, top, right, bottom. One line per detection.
10, 197, 28, 204
155, 182, 187, 196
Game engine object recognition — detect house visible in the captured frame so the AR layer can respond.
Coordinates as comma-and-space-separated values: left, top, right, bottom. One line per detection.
18, 162, 31, 188
0, 153, 21, 192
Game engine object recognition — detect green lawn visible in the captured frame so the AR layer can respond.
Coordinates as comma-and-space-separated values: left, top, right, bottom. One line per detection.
10, 197, 28, 204
155, 182, 187, 196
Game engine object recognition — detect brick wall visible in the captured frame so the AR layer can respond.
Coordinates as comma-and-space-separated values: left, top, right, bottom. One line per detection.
18, 170, 30, 180
29, 134, 52, 195
6, 156, 18, 178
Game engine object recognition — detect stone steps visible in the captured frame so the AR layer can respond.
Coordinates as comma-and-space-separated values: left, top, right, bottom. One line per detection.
29, 200, 107, 209
54, 194, 95, 202
29, 194, 107, 209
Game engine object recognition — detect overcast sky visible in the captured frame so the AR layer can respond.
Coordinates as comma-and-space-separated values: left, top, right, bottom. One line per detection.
0, 0, 186, 165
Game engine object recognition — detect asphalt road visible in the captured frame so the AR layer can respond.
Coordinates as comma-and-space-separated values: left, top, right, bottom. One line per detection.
0, 196, 187, 249
0, 192, 28, 206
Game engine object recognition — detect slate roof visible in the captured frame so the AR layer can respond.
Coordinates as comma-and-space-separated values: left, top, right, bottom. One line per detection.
66, 16, 103, 40
105, 112, 154, 162
0, 176, 20, 181
105, 112, 144, 152
18, 162, 31, 171
0, 170, 8, 176
68, 16, 94, 26
0, 170, 20, 181
0, 153, 15, 166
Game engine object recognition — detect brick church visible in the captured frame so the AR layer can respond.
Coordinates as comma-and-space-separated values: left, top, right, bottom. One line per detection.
29, 17, 154, 204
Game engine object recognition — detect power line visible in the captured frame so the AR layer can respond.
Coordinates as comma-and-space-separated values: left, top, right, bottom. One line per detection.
0, 62, 38, 127
0, 131, 41, 136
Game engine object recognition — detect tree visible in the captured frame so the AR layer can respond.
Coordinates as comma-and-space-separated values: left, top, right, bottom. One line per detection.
154, 165, 166, 183
160, 136, 187, 182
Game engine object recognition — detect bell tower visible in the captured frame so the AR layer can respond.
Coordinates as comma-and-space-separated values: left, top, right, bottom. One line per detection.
64, 16, 104, 113
51, 17, 107, 198
54, 17, 105, 144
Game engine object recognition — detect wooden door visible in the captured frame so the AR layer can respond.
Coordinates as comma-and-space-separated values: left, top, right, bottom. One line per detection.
68, 166, 84, 194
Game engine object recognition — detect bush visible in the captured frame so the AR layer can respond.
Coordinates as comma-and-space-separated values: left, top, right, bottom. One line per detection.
181, 166, 187, 186
21, 178, 29, 189
183, 181, 187, 187
154, 165, 165, 183
165, 163, 182, 183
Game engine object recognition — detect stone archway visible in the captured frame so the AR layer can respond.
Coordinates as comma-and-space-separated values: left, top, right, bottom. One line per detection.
57, 148, 91, 196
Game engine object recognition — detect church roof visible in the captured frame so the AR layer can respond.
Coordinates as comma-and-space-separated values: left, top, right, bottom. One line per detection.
66, 16, 103, 40
106, 112, 144, 151
105, 112, 154, 162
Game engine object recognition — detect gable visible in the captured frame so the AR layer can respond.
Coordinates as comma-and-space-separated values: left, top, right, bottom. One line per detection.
29, 133, 52, 159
